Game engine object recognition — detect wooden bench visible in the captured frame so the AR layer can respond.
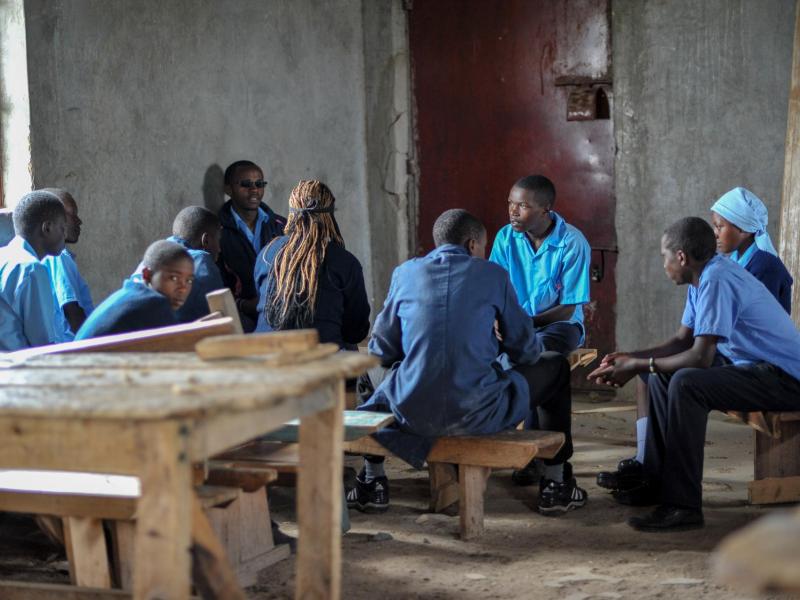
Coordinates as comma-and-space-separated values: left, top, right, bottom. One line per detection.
727, 410, 800, 504
343, 430, 564, 540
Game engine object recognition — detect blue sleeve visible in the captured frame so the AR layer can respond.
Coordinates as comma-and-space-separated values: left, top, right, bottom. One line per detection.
489, 230, 509, 271
690, 278, 735, 342
681, 286, 696, 329
19, 266, 58, 347
341, 258, 371, 345
558, 234, 591, 305
254, 245, 272, 318
45, 254, 78, 307
368, 269, 404, 367
496, 273, 542, 365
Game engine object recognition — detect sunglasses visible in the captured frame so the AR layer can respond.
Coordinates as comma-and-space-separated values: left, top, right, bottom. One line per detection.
238, 179, 267, 189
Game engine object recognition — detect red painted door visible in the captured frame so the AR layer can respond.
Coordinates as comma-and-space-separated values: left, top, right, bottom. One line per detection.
409, 0, 616, 388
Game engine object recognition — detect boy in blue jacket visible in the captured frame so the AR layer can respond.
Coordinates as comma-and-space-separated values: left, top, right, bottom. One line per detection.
0, 191, 66, 350
76, 240, 194, 339
351, 209, 586, 516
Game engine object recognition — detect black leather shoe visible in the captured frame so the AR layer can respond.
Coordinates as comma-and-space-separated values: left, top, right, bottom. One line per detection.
628, 504, 704, 532
612, 481, 660, 506
596, 457, 644, 490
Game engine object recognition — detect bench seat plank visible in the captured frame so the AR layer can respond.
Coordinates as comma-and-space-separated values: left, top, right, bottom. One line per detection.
259, 411, 396, 443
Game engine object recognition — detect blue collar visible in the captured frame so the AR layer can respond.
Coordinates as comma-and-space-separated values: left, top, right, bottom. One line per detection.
731, 243, 758, 268
166, 235, 192, 249
9, 236, 41, 260
510, 211, 567, 249
427, 244, 470, 258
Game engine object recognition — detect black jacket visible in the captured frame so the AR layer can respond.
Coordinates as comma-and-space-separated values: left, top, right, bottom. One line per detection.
217, 200, 286, 310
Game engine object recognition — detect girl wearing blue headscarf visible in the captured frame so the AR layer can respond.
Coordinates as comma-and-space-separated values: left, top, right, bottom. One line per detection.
710, 187, 792, 314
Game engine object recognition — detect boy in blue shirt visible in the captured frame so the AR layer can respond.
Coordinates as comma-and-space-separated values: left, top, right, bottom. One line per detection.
351, 209, 587, 516
588, 217, 800, 531
130, 207, 224, 323
489, 175, 591, 356
41, 188, 94, 340
76, 240, 194, 339
0, 191, 66, 350
597, 189, 794, 496
218, 160, 286, 331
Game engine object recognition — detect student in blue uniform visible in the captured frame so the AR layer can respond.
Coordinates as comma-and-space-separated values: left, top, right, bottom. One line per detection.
76, 240, 194, 339
597, 188, 794, 495
711, 187, 792, 312
41, 188, 94, 340
218, 160, 286, 331
350, 209, 586, 515
0, 191, 66, 351
254, 180, 369, 348
489, 175, 591, 356
130, 207, 224, 323
588, 217, 800, 531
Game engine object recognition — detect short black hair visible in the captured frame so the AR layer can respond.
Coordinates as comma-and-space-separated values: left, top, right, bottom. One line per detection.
663, 217, 716, 262
224, 160, 262, 185
172, 206, 220, 246
513, 175, 556, 209
432, 209, 486, 247
13, 191, 66, 238
142, 240, 193, 272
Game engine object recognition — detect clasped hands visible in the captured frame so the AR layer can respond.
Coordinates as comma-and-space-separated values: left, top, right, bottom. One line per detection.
587, 352, 640, 388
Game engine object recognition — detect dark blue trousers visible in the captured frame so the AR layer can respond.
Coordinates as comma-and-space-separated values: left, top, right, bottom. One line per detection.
645, 362, 800, 509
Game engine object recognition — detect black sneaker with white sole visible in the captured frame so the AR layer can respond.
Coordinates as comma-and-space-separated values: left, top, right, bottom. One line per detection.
538, 477, 587, 515
346, 474, 389, 513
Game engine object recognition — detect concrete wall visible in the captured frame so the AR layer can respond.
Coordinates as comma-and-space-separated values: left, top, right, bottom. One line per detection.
613, 0, 795, 357
24, 0, 411, 309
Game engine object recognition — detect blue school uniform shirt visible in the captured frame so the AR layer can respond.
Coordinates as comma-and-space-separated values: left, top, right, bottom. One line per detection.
231, 207, 271, 253
128, 236, 224, 323
254, 237, 370, 348
730, 245, 793, 314
681, 255, 800, 382
360, 244, 543, 467
0, 236, 59, 351
75, 279, 178, 340
489, 211, 591, 342
43, 249, 95, 341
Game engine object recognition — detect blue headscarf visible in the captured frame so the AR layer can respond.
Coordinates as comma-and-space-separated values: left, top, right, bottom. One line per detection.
710, 187, 778, 256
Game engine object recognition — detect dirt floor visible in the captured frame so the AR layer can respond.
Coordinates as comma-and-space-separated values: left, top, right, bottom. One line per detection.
0, 394, 795, 599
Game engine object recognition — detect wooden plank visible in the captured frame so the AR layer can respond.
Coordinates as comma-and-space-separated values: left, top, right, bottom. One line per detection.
780, 0, 800, 329
133, 422, 194, 600
428, 462, 459, 512
459, 465, 490, 541
754, 419, 800, 481
64, 516, 112, 588
190, 493, 247, 600
0, 581, 132, 599
211, 444, 300, 473
206, 289, 244, 335
109, 520, 136, 590
568, 348, 598, 370
260, 410, 396, 443
204, 464, 277, 493
344, 429, 565, 468
3, 318, 235, 362
195, 330, 319, 359
296, 380, 343, 600
749, 476, 800, 505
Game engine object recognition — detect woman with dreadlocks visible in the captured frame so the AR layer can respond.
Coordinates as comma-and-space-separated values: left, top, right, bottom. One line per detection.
254, 180, 370, 349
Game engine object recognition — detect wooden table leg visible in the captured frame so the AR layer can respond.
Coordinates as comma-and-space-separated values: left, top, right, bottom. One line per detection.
133, 422, 193, 600
296, 380, 343, 600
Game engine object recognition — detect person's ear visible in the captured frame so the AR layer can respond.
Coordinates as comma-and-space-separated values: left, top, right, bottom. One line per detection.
676, 249, 687, 266
141, 266, 153, 284
200, 231, 210, 250
40, 221, 52, 237
223, 183, 232, 198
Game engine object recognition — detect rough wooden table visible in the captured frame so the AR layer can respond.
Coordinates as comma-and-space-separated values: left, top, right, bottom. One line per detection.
0, 350, 376, 600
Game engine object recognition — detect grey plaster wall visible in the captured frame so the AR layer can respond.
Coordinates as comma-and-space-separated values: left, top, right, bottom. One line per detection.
613, 0, 795, 354
24, 0, 410, 309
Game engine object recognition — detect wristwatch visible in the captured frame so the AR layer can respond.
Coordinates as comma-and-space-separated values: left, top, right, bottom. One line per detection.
649, 357, 657, 374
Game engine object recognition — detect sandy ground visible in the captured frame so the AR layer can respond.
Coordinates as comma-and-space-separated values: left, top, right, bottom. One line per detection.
0, 395, 795, 599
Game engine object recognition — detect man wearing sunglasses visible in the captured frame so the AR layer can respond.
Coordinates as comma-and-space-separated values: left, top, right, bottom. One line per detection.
218, 159, 286, 331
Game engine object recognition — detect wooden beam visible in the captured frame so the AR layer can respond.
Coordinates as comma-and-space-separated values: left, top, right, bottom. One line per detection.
64, 516, 112, 588
458, 465, 490, 541
205, 289, 244, 335
780, 0, 800, 327
428, 462, 459, 512
296, 380, 343, 600
0, 581, 131, 599
749, 475, 800, 505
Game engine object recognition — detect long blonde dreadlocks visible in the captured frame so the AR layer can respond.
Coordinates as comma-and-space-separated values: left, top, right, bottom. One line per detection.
264, 180, 343, 331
